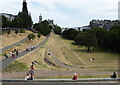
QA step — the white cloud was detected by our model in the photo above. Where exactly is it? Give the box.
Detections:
[0,0,119,27]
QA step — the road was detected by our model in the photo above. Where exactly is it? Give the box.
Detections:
[1,37,28,52]
[1,35,50,71]
[46,47,73,69]
[2,79,119,85]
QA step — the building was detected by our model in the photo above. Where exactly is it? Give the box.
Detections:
[39,14,42,23]
[90,19,120,31]
[22,0,28,15]
[0,13,15,21]
[118,1,120,20]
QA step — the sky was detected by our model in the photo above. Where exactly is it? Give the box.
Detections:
[0,0,119,28]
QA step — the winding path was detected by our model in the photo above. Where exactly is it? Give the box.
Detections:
[1,37,28,52]
[46,47,73,69]
[1,35,50,71]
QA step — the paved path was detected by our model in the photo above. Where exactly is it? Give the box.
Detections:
[1,37,28,52]
[46,47,72,69]
[2,78,118,85]
[1,35,50,71]
[2,70,115,79]
[61,40,87,65]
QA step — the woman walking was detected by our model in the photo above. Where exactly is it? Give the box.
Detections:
[12,51,14,59]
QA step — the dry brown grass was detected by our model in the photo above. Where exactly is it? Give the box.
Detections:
[1,30,33,48]
[60,36,118,71]
[46,32,83,66]
[17,47,59,70]
[2,35,46,58]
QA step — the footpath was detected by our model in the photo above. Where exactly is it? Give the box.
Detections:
[0,35,50,71]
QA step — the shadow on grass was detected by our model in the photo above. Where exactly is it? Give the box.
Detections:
[73,49,89,53]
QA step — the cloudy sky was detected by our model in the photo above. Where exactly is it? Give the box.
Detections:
[0,0,119,28]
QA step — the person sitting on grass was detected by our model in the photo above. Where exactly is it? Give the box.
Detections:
[25,74,31,80]
[34,60,38,64]
[30,73,34,80]
[73,73,77,80]
[4,53,8,58]
[111,72,117,78]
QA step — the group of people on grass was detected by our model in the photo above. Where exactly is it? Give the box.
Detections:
[25,60,38,80]
[4,49,19,59]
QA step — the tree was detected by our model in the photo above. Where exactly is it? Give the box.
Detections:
[104,28,120,52]
[35,20,51,36]
[37,33,41,38]
[27,33,36,41]
[74,30,97,52]
[54,26,62,35]
[18,12,33,28]
[2,15,9,28]
[92,28,106,47]
[62,28,79,40]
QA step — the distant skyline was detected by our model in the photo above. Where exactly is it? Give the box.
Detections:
[0,0,119,28]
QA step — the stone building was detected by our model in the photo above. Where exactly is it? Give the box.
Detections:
[90,19,120,31]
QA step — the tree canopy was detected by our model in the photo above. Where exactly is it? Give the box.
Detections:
[34,20,51,36]
[62,28,79,40]
[54,25,62,35]
[74,30,97,52]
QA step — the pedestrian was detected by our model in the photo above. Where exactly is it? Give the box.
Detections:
[12,51,14,59]
[31,62,34,72]
[14,49,16,52]
[16,50,19,57]
[4,53,8,58]
[73,73,77,80]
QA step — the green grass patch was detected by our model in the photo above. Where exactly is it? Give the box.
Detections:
[3,60,27,72]
[37,62,47,68]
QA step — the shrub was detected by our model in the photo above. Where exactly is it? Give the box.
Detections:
[7,30,11,34]
[15,29,19,34]
[20,28,25,33]
[27,33,36,41]
[37,33,41,38]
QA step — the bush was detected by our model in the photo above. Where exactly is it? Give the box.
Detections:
[27,33,36,41]
[7,30,11,34]
[20,28,25,33]
[15,29,19,34]
[37,33,41,38]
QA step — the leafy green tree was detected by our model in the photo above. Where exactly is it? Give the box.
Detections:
[2,15,9,28]
[104,28,120,52]
[74,30,97,52]
[18,12,33,28]
[35,20,51,36]
[54,26,62,35]
[92,28,106,47]
[62,28,79,40]
[111,25,120,29]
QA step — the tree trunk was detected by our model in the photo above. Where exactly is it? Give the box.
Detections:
[87,46,90,52]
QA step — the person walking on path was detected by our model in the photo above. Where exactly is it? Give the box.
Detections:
[73,73,77,80]
[16,50,19,57]
[12,51,14,59]
[31,62,34,73]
